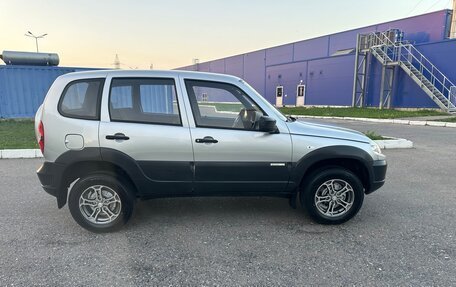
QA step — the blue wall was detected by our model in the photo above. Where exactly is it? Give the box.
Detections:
[0,65,96,118]
[365,39,456,108]
[178,10,455,109]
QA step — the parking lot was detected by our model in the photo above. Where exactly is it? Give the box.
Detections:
[0,119,455,286]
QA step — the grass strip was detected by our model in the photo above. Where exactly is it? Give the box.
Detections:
[279,107,446,119]
[0,119,38,149]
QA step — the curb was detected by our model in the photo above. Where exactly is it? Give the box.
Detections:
[291,115,456,128]
[374,138,414,149]
[0,149,43,159]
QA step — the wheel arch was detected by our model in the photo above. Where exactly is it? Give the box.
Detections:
[292,145,374,192]
[55,147,144,208]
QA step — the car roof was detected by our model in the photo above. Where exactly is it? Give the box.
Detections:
[57,69,243,83]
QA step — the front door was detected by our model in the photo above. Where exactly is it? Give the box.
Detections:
[99,76,194,195]
[183,79,292,194]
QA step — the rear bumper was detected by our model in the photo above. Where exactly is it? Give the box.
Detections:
[37,162,66,207]
[366,160,387,194]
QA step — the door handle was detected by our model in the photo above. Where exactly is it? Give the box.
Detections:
[106,133,130,140]
[195,136,218,144]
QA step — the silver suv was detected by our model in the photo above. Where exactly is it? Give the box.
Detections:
[35,70,387,232]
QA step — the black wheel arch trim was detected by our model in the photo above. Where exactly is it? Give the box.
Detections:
[290,145,383,193]
[46,147,151,208]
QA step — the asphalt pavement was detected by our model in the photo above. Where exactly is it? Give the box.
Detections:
[0,119,455,286]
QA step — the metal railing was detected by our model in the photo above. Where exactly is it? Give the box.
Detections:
[451,86,456,108]
[361,31,456,111]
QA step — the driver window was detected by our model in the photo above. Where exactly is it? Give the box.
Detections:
[185,80,264,130]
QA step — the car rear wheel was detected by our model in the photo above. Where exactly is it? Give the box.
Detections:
[301,168,364,224]
[68,174,135,233]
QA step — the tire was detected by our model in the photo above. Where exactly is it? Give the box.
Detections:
[68,173,135,233]
[300,168,364,225]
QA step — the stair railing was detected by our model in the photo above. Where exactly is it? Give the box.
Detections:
[451,86,456,108]
[366,31,455,110]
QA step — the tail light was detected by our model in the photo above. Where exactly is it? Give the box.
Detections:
[38,121,44,153]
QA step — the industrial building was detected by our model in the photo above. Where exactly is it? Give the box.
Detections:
[1,9,455,118]
[178,10,456,112]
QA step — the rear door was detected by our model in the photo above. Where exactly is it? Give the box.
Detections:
[182,78,292,194]
[99,75,194,195]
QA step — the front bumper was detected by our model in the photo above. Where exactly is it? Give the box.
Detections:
[366,159,387,194]
[37,162,66,207]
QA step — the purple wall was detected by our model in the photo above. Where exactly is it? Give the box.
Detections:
[210,59,225,73]
[377,11,449,43]
[293,36,329,61]
[328,26,376,55]
[265,55,355,106]
[177,10,454,109]
[266,61,308,105]
[243,50,266,96]
[225,55,244,78]
[266,44,293,66]
[198,62,210,73]
[306,56,355,106]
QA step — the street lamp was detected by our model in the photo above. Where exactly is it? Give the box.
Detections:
[24,31,47,52]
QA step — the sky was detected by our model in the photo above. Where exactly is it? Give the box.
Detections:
[0,0,453,69]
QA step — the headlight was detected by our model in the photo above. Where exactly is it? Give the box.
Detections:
[371,142,382,154]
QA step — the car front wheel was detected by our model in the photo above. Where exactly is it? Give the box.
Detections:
[301,168,364,224]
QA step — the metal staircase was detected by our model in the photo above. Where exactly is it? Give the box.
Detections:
[352,30,456,113]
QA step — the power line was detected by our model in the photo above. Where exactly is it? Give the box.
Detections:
[407,0,427,16]
[424,0,447,12]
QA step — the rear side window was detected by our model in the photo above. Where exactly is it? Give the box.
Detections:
[109,78,181,125]
[59,79,104,120]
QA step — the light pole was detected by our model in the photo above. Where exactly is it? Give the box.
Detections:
[24,31,47,52]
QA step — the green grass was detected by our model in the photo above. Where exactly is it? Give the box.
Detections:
[364,130,386,140]
[0,119,38,149]
[200,102,243,113]
[279,107,447,119]
[436,117,456,122]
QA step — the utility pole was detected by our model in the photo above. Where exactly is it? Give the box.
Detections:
[24,31,47,52]
[451,0,456,38]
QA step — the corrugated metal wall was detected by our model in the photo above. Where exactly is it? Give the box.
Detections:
[178,10,454,109]
[0,65,95,118]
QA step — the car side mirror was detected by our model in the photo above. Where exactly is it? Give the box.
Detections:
[258,116,279,133]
